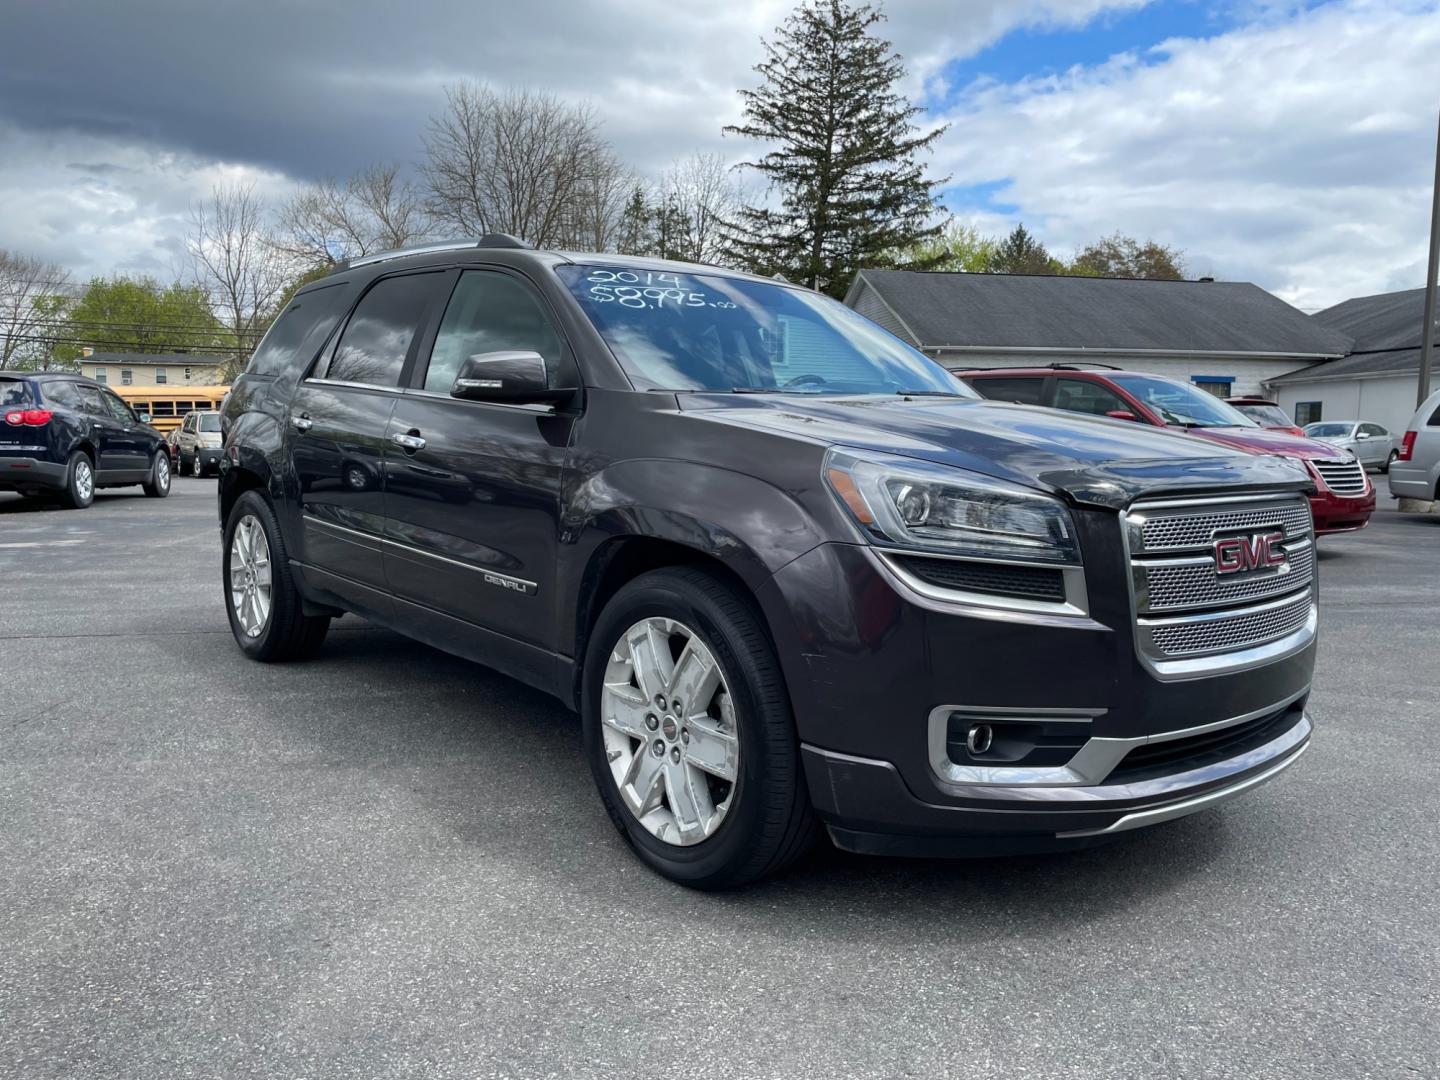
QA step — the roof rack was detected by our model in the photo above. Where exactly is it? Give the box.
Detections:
[344,234,533,270]
[944,361,1122,372]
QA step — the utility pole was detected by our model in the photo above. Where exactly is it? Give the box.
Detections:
[1419,106,1440,407]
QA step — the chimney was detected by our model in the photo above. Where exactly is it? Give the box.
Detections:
[81,346,94,357]
[1197,276,1215,283]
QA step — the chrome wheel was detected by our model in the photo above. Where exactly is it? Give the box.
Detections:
[601,617,740,846]
[155,453,170,491]
[192,453,203,478]
[229,514,273,638]
[74,459,93,502]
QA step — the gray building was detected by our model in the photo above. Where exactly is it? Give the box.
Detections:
[1266,287,1435,434]
[843,271,1351,399]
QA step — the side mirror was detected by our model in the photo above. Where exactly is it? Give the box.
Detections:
[450,351,574,405]
[137,412,152,424]
[1105,409,1140,423]
[1355,431,1371,440]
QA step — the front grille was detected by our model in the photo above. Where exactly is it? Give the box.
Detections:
[1142,541,1313,613]
[892,556,1066,602]
[1312,457,1368,495]
[1146,590,1312,657]
[1105,705,1302,784]
[1125,495,1316,671]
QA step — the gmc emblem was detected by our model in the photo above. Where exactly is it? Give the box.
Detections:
[1214,531,1288,576]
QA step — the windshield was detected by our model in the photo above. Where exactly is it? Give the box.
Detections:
[556,264,973,397]
[199,413,221,432]
[1110,375,1256,428]
[1304,422,1353,438]
[1233,403,1292,427]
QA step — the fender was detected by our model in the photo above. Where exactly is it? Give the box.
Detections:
[558,458,828,660]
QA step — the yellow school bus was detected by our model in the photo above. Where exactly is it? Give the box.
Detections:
[113,385,229,434]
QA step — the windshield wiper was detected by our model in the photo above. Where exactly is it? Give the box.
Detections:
[895,389,966,397]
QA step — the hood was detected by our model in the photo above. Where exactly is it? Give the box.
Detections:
[678,394,1311,511]
[1183,426,1351,461]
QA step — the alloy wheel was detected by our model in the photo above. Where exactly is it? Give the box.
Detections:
[229,514,273,638]
[156,454,170,491]
[75,459,93,502]
[600,617,740,846]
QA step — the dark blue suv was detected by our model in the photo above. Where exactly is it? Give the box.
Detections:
[0,371,172,509]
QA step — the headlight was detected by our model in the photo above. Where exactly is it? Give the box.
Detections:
[823,448,1080,565]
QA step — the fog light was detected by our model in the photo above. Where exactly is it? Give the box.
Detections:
[966,723,993,755]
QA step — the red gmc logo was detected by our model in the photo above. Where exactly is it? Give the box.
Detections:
[1214,531,1288,575]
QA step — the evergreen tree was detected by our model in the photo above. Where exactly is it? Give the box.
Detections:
[723,0,948,297]
[615,184,653,256]
[989,224,1058,276]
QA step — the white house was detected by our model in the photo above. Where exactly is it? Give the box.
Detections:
[80,350,226,388]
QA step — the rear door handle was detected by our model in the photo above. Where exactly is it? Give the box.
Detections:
[391,431,426,452]
[292,414,313,433]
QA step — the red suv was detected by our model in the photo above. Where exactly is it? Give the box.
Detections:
[959,366,1374,535]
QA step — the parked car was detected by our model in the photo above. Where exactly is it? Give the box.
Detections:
[959,367,1375,535]
[1302,421,1398,472]
[1,371,172,508]
[218,239,1316,888]
[1389,388,1440,502]
[175,409,224,477]
[1226,397,1304,436]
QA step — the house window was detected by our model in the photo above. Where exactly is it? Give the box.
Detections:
[1295,401,1323,426]
[155,368,168,384]
[184,367,193,381]
[94,369,107,384]
[1191,375,1234,399]
[121,369,133,385]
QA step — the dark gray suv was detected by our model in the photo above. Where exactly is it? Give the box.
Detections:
[218,237,1317,888]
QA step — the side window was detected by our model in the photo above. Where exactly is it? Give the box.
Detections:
[1054,378,1129,416]
[249,281,353,378]
[75,385,107,415]
[1361,423,1386,437]
[323,274,440,387]
[968,376,1047,405]
[40,381,80,409]
[422,271,566,394]
[100,389,135,422]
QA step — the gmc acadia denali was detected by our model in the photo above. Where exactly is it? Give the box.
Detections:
[217,237,1316,888]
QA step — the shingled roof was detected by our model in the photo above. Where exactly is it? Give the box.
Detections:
[845,271,1353,358]
[83,352,225,366]
[1270,286,1431,385]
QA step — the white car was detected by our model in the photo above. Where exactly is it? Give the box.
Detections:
[1302,420,1398,471]
[1389,390,1440,502]
[175,410,224,477]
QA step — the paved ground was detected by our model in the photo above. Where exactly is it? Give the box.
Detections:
[1,480,1437,1079]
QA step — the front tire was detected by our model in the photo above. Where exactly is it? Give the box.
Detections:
[223,490,330,661]
[582,567,815,889]
[192,452,206,479]
[57,450,94,509]
[142,450,171,498]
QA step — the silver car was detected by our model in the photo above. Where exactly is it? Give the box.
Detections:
[1302,420,1398,471]
[1389,390,1440,502]
[175,410,224,478]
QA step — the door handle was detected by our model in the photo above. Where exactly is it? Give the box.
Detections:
[292,414,313,433]
[391,431,426,452]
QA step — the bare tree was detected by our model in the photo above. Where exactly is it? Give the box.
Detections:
[0,250,71,368]
[187,183,293,379]
[659,152,742,265]
[275,163,432,266]
[422,83,629,249]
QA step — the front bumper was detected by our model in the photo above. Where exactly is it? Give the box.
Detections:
[1309,488,1374,535]
[0,456,67,491]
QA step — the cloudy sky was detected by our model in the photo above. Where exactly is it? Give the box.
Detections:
[0,0,1436,311]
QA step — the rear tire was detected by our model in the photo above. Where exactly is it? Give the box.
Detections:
[1383,449,1398,473]
[223,489,330,661]
[56,451,94,510]
[582,567,815,889]
[142,451,171,498]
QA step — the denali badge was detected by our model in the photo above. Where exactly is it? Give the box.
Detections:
[1214,530,1287,576]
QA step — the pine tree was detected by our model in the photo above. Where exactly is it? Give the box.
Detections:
[989,224,1057,276]
[723,0,948,297]
[615,185,653,256]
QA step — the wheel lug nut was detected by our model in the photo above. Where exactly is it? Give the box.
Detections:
[670,747,681,763]
[645,714,658,731]
[654,694,667,710]
[671,699,683,716]
[651,740,665,757]
[681,728,690,744]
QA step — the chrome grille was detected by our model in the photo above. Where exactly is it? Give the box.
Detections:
[1142,541,1314,613]
[1134,502,1311,552]
[1312,458,1367,496]
[1146,591,1313,657]
[1124,494,1317,675]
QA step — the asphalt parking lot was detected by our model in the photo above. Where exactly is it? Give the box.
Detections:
[2,479,1437,1079]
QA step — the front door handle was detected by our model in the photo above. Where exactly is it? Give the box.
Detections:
[292,414,313,433]
[391,431,426,452]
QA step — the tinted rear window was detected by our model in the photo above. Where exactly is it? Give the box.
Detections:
[246,281,353,378]
[0,378,32,406]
